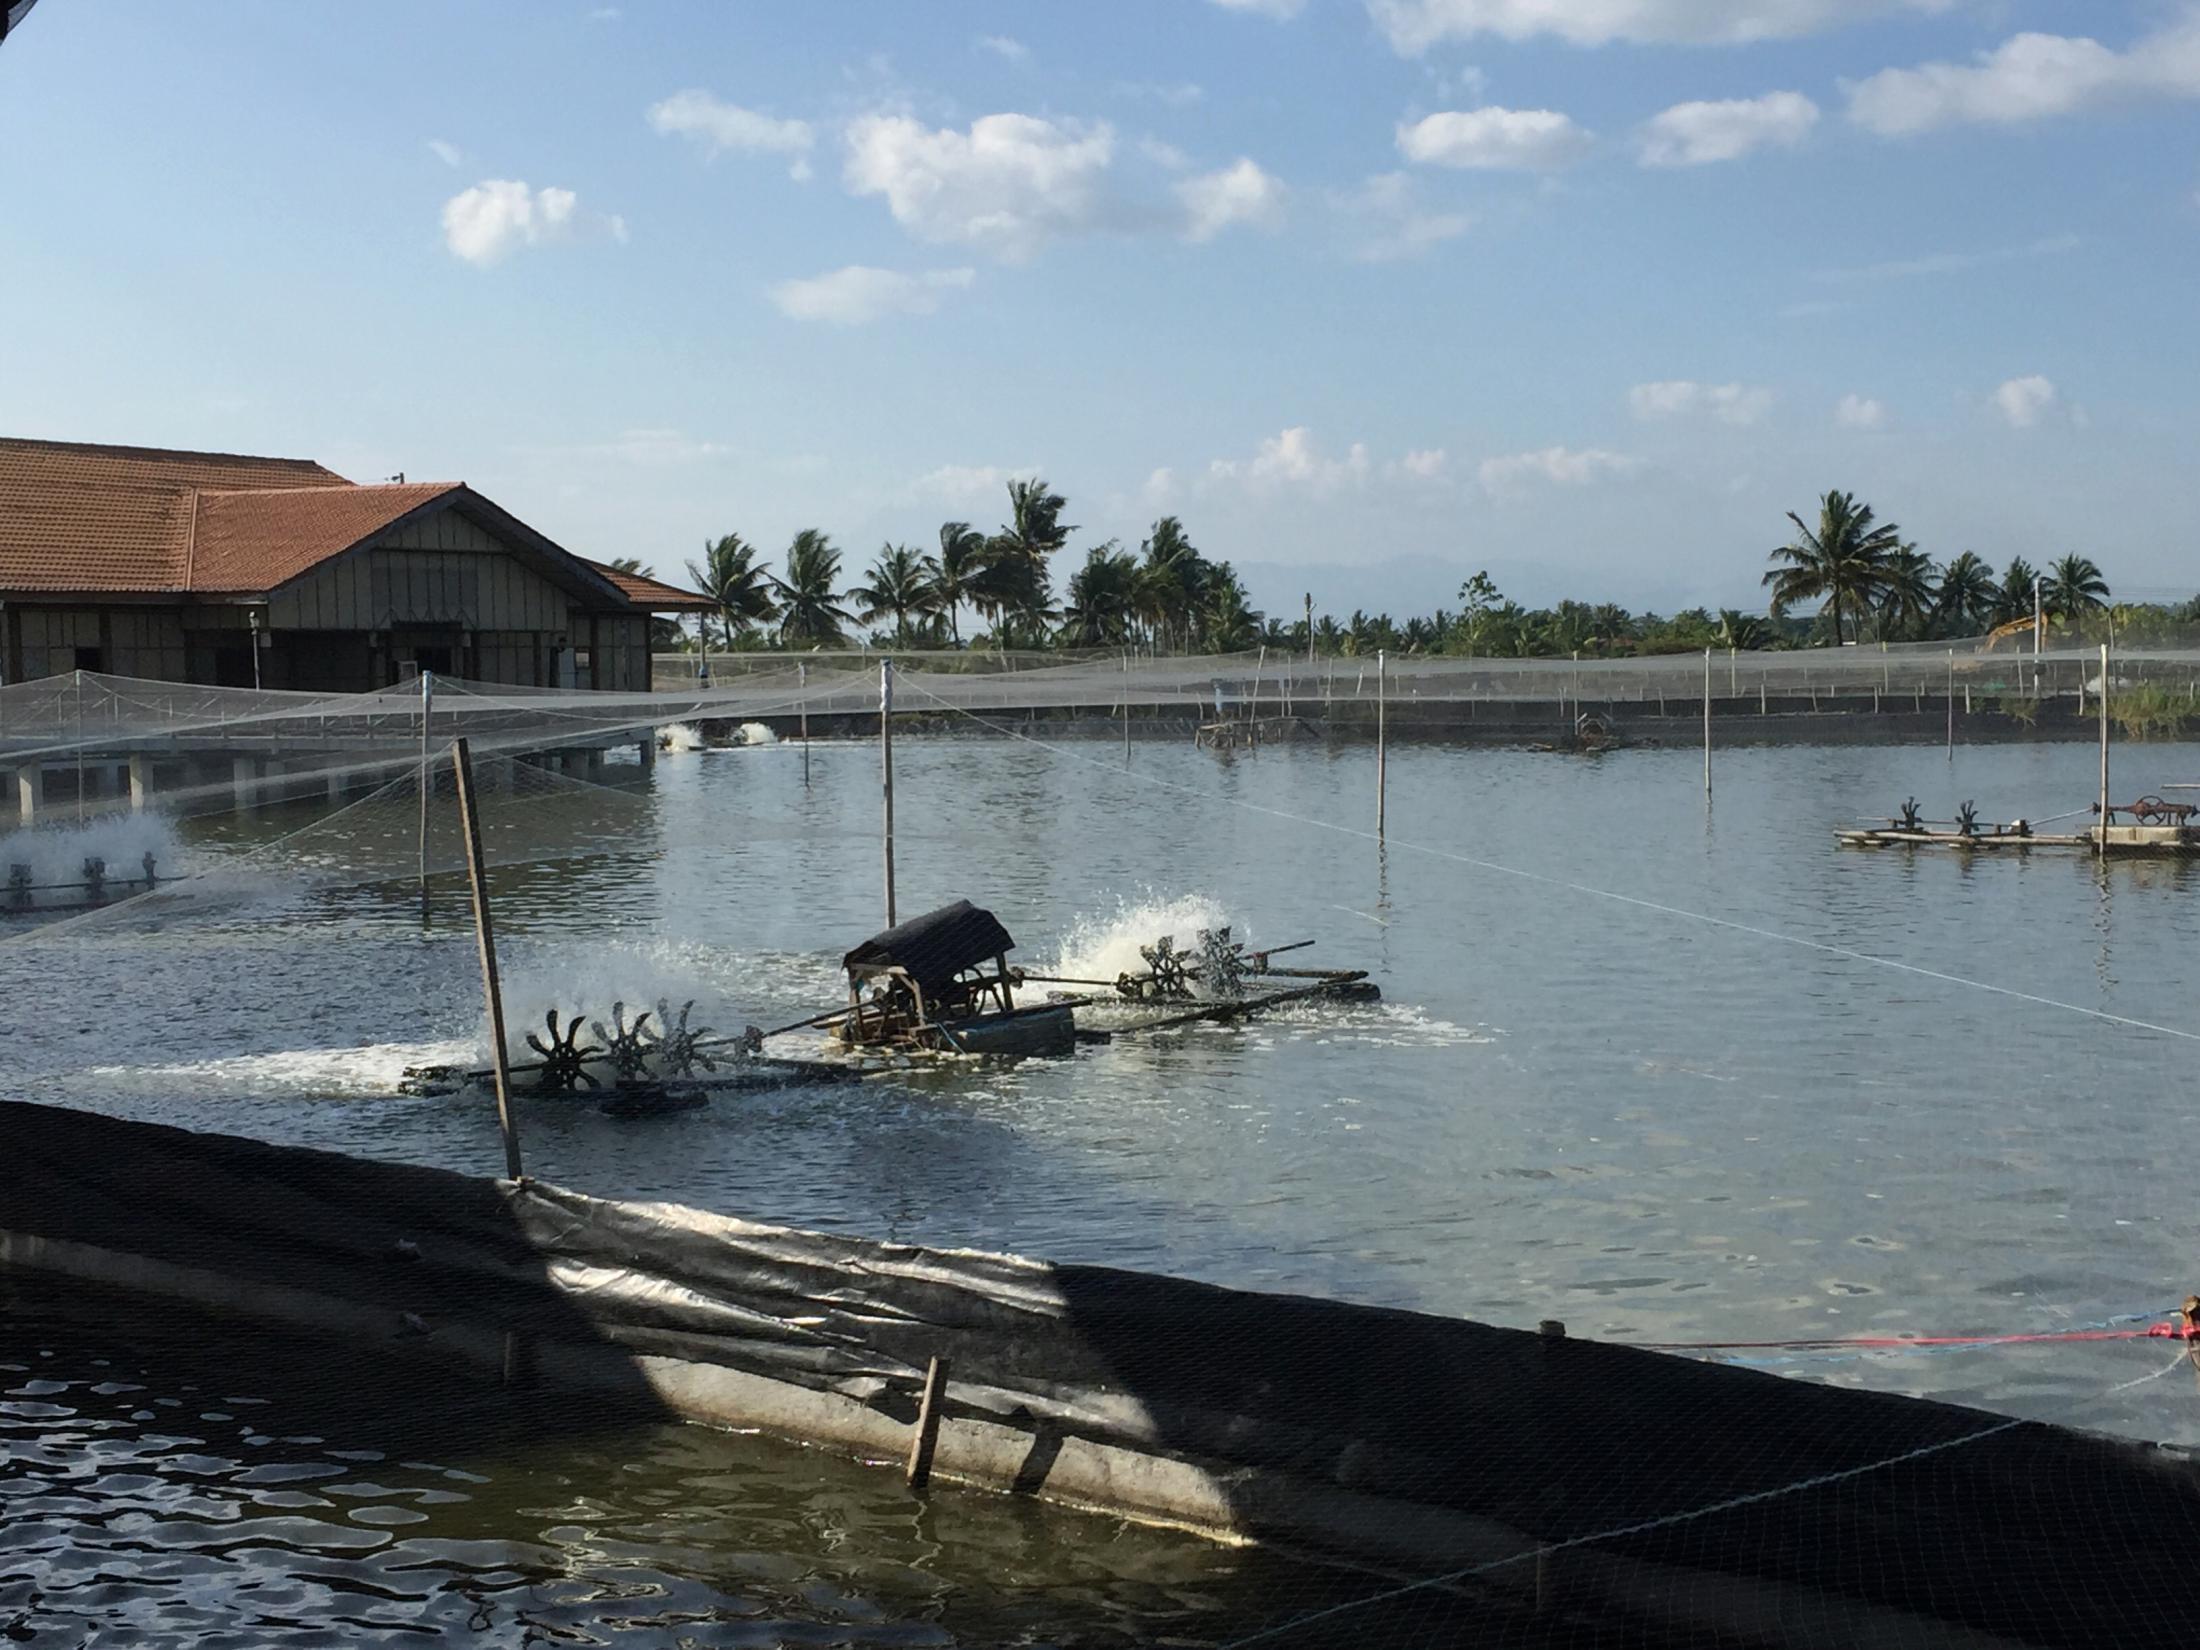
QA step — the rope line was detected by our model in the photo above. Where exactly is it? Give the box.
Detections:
[1217,1414,2031,1647]
[904,684,2200,1045]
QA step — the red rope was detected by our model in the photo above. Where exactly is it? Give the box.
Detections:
[1646,1323,2198,1353]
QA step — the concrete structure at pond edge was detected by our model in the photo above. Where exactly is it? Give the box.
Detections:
[7,1099,2200,1649]
[0,437,711,692]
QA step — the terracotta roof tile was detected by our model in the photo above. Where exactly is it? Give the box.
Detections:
[190,484,457,593]
[582,558,716,612]
[0,437,354,595]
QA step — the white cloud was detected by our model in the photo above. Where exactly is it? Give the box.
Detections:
[442,180,618,266]
[975,34,1029,60]
[1115,81,1205,107]
[1211,427,1372,495]
[1211,0,1308,17]
[1628,380,1774,426]
[1140,136,1191,169]
[1478,445,1638,492]
[843,112,1118,261]
[647,90,815,178]
[1834,394,1886,429]
[1397,106,1592,170]
[1368,0,1946,52]
[1817,233,2080,282]
[769,265,976,325]
[1994,375,2057,428]
[1332,172,1472,261]
[1847,17,2200,136]
[426,138,462,168]
[588,6,622,18]
[1638,91,1817,167]
[913,463,1041,503]
[1177,157,1287,240]
[1398,447,1450,479]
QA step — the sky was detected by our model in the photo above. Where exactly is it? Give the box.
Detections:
[0,0,2194,621]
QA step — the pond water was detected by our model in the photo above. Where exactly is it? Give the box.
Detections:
[7,729,2200,1642]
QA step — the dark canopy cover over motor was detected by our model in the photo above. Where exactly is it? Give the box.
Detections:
[843,900,1016,991]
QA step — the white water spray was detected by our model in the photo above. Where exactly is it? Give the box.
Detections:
[0,814,186,909]
[1047,891,1238,985]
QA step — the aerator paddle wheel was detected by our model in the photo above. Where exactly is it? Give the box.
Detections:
[652,998,721,1078]
[525,1007,602,1093]
[1897,797,1923,832]
[1196,926,1246,1000]
[589,1001,659,1082]
[1121,935,1195,1001]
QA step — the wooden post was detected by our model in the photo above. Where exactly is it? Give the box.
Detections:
[1122,648,1131,764]
[2098,641,2110,859]
[417,669,434,921]
[1375,649,1387,839]
[799,661,810,789]
[451,737,523,1182]
[880,658,896,927]
[1702,647,1712,798]
[1946,650,1954,760]
[906,1354,948,1488]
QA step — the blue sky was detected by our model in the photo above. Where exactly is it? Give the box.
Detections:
[1,1,2194,619]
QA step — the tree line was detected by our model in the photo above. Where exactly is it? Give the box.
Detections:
[640,481,2171,659]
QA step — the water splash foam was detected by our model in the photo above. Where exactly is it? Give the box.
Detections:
[1046,891,1237,985]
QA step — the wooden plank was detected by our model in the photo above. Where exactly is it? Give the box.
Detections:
[906,1354,948,1488]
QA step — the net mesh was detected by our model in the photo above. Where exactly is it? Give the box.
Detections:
[6,655,2200,1647]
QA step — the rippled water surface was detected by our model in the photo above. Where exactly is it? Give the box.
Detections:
[8,731,2200,1639]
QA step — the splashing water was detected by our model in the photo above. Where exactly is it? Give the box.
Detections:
[737,722,780,746]
[486,938,761,1067]
[1046,891,1238,986]
[661,722,709,753]
[0,813,186,909]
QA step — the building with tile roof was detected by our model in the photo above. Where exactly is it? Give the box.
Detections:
[0,438,711,691]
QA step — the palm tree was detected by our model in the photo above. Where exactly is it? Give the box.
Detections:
[1136,517,1203,651]
[848,542,938,647]
[1199,561,1262,652]
[1878,543,1937,641]
[774,529,852,648]
[1763,491,1903,646]
[1932,552,1997,637]
[1062,543,1140,646]
[684,533,780,652]
[1715,609,1770,650]
[926,521,987,646]
[1992,557,2041,628]
[2044,553,2109,621]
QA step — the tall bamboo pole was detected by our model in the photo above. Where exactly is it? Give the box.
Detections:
[1122,648,1131,764]
[1946,650,1954,760]
[417,669,434,921]
[2098,641,2110,860]
[451,737,523,1181]
[881,658,896,927]
[1702,647,1713,797]
[1375,649,1387,839]
[799,660,810,789]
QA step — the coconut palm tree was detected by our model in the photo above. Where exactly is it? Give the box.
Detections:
[1932,552,1998,637]
[925,521,987,646]
[1715,609,1770,651]
[1062,542,1140,645]
[848,543,938,647]
[1136,517,1203,651]
[1877,543,1938,641]
[774,529,852,648]
[1199,561,1262,652]
[684,533,780,652]
[2044,553,2109,621]
[1763,491,1903,646]
[1992,557,2041,628]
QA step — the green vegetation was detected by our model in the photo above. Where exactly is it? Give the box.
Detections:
[2108,681,2193,741]
[670,481,2176,659]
